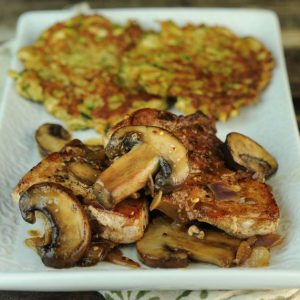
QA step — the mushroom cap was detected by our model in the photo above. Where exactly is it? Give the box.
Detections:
[105,125,190,188]
[35,123,72,157]
[224,132,278,179]
[19,182,91,268]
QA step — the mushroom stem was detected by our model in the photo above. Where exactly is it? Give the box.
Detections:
[94,125,189,209]
[94,144,160,208]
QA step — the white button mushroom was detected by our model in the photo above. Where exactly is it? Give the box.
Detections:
[93,125,190,209]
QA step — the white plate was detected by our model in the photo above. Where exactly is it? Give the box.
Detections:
[0,8,300,291]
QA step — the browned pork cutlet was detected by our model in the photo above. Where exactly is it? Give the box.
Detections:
[12,140,149,244]
[111,108,279,238]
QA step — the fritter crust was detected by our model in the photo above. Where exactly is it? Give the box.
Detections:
[10,15,166,132]
[120,21,274,121]
[11,16,274,131]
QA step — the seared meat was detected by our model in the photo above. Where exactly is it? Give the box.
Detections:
[88,198,148,244]
[12,143,101,204]
[12,140,149,244]
[112,108,279,238]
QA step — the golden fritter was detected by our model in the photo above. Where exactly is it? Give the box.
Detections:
[10,15,166,132]
[18,15,144,76]
[11,16,274,131]
[120,21,274,121]
[10,69,166,133]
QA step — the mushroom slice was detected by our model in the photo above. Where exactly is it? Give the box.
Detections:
[78,240,116,267]
[61,139,87,156]
[85,144,106,164]
[94,125,189,209]
[224,132,278,179]
[19,182,91,268]
[35,123,72,157]
[136,217,239,268]
[62,139,106,164]
[68,161,100,186]
[105,248,141,269]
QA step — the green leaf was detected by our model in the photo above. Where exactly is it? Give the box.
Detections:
[176,290,192,300]
[135,290,150,300]
[147,297,160,300]
[111,291,124,300]
[104,293,115,300]
[127,291,132,300]
[200,290,208,299]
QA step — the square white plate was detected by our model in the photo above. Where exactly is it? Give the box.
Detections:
[1,8,300,291]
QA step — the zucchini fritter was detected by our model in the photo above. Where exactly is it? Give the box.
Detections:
[11,16,274,131]
[10,15,166,132]
[19,14,143,76]
[120,21,274,121]
[10,69,166,133]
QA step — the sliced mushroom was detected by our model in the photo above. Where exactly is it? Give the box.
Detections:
[85,144,106,163]
[68,161,101,185]
[94,125,189,209]
[35,123,72,157]
[78,240,116,267]
[62,139,107,167]
[235,241,252,265]
[136,217,240,268]
[224,132,278,179]
[19,182,91,268]
[105,248,141,269]
[61,139,87,156]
